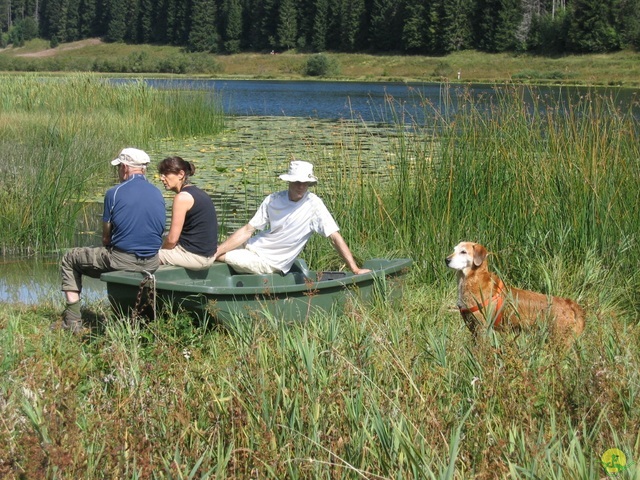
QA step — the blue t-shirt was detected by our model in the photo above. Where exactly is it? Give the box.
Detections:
[103,174,165,257]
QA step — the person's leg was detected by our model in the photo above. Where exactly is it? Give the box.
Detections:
[223,248,279,274]
[159,245,212,270]
[110,249,160,273]
[60,246,112,333]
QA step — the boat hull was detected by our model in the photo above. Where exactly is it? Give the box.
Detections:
[100,258,411,323]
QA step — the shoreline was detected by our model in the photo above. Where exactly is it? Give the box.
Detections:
[1,39,639,88]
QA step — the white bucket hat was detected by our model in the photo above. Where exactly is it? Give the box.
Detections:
[111,148,151,167]
[278,160,318,184]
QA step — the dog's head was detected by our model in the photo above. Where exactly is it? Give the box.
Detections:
[445,242,488,272]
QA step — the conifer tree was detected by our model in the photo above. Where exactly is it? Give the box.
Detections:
[123,0,141,43]
[277,0,297,50]
[369,0,400,51]
[426,0,444,53]
[151,0,170,43]
[138,0,154,43]
[310,0,329,51]
[222,0,242,53]
[105,0,127,42]
[43,0,68,41]
[440,0,473,52]
[495,0,523,51]
[340,0,364,51]
[261,0,278,49]
[171,0,189,45]
[242,0,266,50]
[189,0,217,51]
[14,0,636,54]
[78,0,97,38]
[164,0,177,44]
[474,0,522,51]
[64,0,79,40]
[616,0,640,48]
[567,0,620,51]
[402,0,427,52]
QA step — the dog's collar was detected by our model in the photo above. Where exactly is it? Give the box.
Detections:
[459,280,506,327]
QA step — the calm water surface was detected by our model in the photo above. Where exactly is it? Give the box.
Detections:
[113,78,640,121]
[2,80,638,304]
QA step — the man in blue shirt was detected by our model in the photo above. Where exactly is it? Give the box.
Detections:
[58,148,165,334]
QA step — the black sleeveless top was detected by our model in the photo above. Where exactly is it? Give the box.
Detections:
[179,185,217,256]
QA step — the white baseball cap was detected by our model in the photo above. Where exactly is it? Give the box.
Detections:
[111,148,151,167]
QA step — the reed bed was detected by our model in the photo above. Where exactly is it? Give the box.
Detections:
[1,85,640,478]
[0,74,224,254]
[318,86,640,287]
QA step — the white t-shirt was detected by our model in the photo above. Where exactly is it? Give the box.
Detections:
[246,190,339,273]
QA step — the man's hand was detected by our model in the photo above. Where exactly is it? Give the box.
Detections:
[352,267,372,275]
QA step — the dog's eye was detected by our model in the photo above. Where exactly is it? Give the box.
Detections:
[460,250,467,254]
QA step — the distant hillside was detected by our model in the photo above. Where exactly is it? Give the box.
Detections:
[1,38,640,87]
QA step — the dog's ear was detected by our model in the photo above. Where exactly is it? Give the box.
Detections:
[472,244,488,267]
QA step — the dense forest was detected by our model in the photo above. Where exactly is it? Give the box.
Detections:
[1,0,639,55]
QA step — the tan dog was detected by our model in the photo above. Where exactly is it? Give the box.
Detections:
[445,241,585,342]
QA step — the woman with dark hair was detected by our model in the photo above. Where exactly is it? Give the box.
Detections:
[157,156,218,269]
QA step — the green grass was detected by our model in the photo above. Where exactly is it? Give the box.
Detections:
[1,284,639,478]
[1,39,640,85]
[1,79,639,478]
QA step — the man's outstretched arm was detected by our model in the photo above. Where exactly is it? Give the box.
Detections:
[213,223,256,261]
[329,232,371,275]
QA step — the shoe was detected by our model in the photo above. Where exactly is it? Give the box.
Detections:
[61,308,84,334]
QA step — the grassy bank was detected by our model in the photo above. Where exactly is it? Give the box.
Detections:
[1,282,639,478]
[1,39,640,86]
[1,77,640,477]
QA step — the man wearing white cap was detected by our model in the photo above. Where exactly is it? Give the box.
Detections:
[213,160,370,276]
[58,148,165,334]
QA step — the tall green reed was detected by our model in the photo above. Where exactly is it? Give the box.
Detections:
[0,74,224,254]
[322,85,639,289]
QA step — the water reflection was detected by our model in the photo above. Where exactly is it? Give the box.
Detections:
[0,257,105,305]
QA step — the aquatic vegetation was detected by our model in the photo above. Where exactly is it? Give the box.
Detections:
[0,74,224,253]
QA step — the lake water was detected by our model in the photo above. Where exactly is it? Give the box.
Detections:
[2,80,638,304]
[113,78,640,122]
[140,79,457,121]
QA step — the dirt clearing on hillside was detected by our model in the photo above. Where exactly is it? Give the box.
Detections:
[14,38,103,58]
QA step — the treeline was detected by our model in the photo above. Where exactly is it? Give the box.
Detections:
[2,0,639,55]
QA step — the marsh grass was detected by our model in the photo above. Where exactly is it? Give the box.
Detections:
[1,84,640,478]
[0,74,224,253]
[317,86,639,287]
[2,283,639,478]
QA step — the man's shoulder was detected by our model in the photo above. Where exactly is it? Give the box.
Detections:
[304,192,325,206]
[106,176,163,200]
[262,190,288,204]
[272,190,289,199]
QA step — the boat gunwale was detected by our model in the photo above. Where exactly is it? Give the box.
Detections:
[100,258,412,296]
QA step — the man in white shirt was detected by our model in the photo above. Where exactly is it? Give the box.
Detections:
[213,160,371,275]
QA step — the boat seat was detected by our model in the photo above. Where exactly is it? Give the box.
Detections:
[288,258,313,281]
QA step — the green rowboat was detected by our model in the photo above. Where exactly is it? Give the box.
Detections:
[100,258,412,323]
